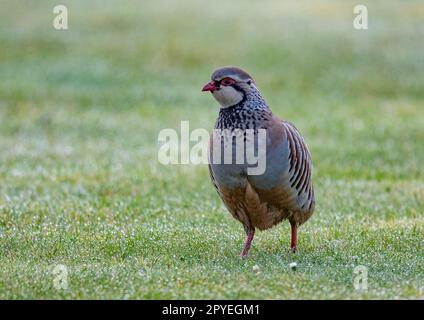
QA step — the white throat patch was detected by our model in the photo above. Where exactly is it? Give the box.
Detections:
[212,86,244,108]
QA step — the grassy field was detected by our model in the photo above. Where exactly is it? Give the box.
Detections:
[0,0,423,299]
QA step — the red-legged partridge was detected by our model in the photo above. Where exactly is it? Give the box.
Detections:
[202,66,315,258]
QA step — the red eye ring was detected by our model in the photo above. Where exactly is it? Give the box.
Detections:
[221,77,235,86]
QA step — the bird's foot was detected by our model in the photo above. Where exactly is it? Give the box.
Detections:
[240,229,255,259]
[290,221,297,254]
[240,251,248,259]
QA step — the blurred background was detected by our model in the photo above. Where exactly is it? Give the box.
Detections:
[0,0,423,299]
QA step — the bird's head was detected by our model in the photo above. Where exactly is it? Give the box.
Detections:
[202,66,255,108]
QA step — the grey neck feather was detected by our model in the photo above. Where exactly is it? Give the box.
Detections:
[215,86,272,130]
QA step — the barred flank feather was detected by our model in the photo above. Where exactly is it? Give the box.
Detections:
[282,121,315,212]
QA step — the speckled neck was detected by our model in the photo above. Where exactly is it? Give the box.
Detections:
[215,86,272,130]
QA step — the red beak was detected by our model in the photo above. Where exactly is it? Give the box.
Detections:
[202,81,217,92]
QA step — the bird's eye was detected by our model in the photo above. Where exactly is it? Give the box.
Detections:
[221,78,235,86]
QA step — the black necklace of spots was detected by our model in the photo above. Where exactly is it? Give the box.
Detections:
[215,86,272,131]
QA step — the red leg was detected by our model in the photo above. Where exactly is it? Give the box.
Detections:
[290,221,297,253]
[240,229,255,259]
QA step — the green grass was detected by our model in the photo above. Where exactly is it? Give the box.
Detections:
[0,0,423,299]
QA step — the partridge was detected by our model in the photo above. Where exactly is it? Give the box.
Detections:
[202,66,315,258]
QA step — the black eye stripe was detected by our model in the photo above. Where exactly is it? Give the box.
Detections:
[213,78,246,92]
[233,83,244,93]
[220,78,235,86]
